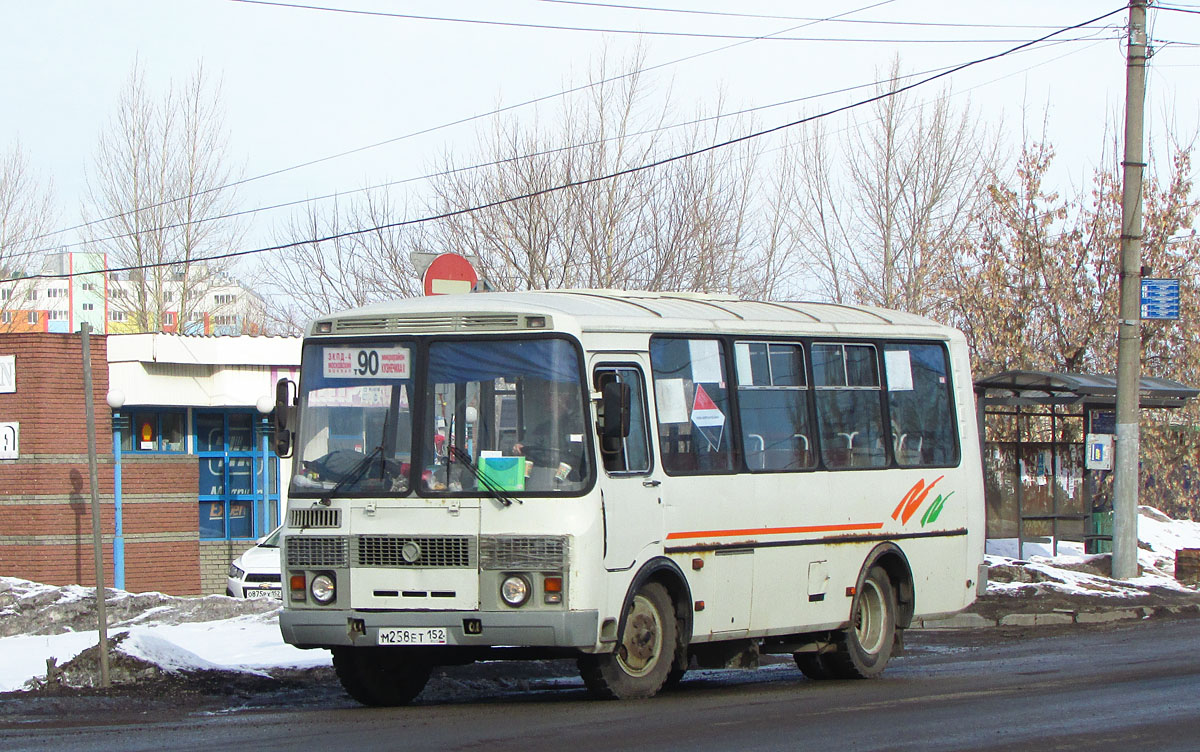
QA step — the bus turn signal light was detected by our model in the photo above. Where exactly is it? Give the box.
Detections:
[290,573,307,601]
[544,576,563,604]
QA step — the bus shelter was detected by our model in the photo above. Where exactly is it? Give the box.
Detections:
[974,371,1198,557]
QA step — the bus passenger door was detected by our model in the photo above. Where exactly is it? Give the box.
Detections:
[593,361,663,571]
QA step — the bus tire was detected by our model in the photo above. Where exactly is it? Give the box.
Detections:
[794,650,835,680]
[332,647,431,707]
[826,565,897,679]
[578,582,676,700]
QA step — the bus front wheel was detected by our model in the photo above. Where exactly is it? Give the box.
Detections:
[827,565,897,679]
[332,647,432,707]
[578,582,677,700]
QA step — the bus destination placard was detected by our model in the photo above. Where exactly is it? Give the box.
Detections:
[323,347,410,379]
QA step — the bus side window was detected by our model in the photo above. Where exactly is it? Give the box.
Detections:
[649,337,735,474]
[813,343,887,470]
[734,341,814,472]
[883,344,960,467]
[594,367,651,475]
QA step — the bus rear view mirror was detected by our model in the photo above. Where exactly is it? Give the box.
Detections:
[600,380,632,440]
[274,378,296,457]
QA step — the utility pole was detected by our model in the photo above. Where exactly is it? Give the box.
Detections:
[82,322,111,687]
[1113,0,1149,581]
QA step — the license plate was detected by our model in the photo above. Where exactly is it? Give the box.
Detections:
[377,627,449,645]
[245,588,282,599]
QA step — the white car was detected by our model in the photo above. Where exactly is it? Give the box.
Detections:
[226,527,283,599]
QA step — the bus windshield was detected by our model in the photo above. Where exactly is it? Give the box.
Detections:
[289,337,591,498]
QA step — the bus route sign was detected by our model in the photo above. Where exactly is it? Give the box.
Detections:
[1141,278,1180,320]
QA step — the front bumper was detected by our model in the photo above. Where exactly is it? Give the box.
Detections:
[280,608,600,649]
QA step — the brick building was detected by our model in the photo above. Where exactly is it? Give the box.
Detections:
[0,331,298,596]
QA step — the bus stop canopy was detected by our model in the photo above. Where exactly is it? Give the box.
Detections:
[975,370,1200,409]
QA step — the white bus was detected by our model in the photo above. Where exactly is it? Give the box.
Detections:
[274,290,985,705]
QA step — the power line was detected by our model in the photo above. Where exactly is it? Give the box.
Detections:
[20,7,1129,283]
[225,0,1099,42]
[31,0,898,245]
[42,58,975,253]
[532,0,1113,31]
[43,32,1115,256]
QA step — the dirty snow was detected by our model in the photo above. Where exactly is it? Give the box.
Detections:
[0,584,328,692]
[984,506,1200,599]
[1,505,1198,693]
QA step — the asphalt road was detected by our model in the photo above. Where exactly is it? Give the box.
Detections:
[4,616,1200,752]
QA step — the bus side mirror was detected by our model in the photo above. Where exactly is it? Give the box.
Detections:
[599,380,632,440]
[274,378,296,458]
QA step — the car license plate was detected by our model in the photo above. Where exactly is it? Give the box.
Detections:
[377,627,448,646]
[245,588,282,599]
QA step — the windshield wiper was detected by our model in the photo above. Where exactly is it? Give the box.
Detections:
[320,445,384,505]
[450,447,522,507]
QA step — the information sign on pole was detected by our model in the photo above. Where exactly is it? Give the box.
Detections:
[1140,278,1180,320]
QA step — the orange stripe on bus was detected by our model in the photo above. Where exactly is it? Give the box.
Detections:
[665,522,885,541]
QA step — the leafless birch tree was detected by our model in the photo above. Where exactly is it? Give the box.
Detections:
[85,64,243,332]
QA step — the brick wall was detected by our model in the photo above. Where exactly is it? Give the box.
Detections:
[0,334,203,596]
[200,539,259,595]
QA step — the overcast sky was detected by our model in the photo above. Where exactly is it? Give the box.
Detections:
[3,0,1198,268]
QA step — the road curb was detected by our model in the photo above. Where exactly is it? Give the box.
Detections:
[911,605,1194,629]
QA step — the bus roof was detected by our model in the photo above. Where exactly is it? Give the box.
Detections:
[309,289,958,340]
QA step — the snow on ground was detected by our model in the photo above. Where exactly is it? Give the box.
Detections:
[984,506,1200,599]
[1,506,1198,693]
[0,582,329,692]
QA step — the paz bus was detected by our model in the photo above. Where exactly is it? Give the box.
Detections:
[273,289,986,705]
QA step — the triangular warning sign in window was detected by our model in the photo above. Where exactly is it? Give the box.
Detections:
[691,385,725,429]
[692,384,719,412]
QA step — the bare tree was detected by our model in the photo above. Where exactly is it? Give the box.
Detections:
[260,188,422,333]
[0,143,56,322]
[785,57,998,313]
[85,63,243,332]
[422,49,767,295]
[260,48,790,322]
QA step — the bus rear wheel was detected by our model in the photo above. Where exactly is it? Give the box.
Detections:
[332,647,432,706]
[826,566,897,679]
[578,582,676,700]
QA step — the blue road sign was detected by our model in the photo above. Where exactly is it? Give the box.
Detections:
[1141,278,1180,320]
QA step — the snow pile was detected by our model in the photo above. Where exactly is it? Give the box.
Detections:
[983,505,1200,599]
[0,579,329,693]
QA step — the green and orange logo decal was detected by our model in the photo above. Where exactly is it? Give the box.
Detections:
[892,475,954,527]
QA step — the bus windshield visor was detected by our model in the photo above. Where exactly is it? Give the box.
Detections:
[422,338,590,495]
[291,343,415,496]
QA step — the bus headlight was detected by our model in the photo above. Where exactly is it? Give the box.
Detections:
[310,573,336,604]
[500,575,531,607]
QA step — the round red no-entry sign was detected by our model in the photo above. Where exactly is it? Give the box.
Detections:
[422,253,478,296]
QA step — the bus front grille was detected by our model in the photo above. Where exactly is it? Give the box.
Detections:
[354,535,475,568]
[479,536,567,571]
[288,508,342,529]
[286,536,348,567]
